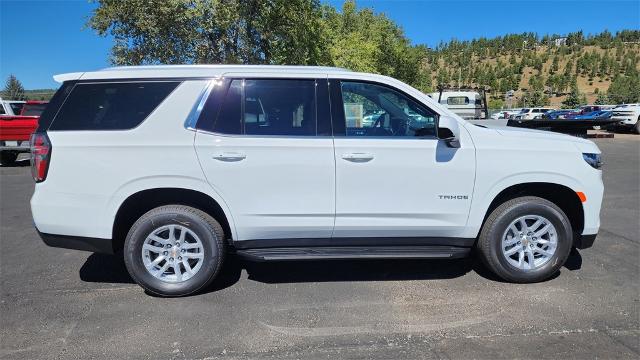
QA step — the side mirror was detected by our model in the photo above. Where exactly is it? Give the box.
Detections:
[437,115,461,148]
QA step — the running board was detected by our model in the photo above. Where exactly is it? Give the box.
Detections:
[236,246,470,261]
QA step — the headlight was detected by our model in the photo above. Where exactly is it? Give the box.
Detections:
[583,153,602,169]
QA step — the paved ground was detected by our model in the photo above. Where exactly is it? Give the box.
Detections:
[1,137,638,359]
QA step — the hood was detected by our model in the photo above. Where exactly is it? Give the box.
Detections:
[498,125,594,143]
[464,123,600,153]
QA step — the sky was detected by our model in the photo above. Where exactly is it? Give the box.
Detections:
[1,0,639,89]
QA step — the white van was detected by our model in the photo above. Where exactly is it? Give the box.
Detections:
[428,91,484,120]
[31,65,603,296]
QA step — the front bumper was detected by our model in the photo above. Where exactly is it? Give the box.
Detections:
[612,116,637,126]
[574,233,597,250]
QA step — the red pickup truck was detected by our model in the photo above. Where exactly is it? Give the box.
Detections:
[0,101,47,165]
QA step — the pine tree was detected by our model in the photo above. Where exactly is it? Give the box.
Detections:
[594,92,609,105]
[1,75,26,101]
[562,78,586,108]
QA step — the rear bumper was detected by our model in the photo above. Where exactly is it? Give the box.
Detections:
[574,233,597,250]
[37,230,114,254]
[0,140,30,151]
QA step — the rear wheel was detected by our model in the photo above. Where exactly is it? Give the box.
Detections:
[0,151,18,166]
[477,196,572,283]
[123,205,225,296]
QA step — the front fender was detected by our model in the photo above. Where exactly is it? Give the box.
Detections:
[464,172,583,238]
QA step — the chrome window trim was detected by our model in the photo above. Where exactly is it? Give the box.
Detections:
[196,128,333,140]
[184,79,220,131]
[195,128,436,141]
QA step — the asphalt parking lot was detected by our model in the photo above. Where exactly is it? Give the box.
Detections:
[1,136,638,359]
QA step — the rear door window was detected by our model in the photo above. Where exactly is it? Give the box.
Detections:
[211,79,318,136]
[50,81,179,130]
[243,79,316,136]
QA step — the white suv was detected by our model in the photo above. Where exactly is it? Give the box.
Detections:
[611,104,640,134]
[30,65,603,296]
[513,108,555,120]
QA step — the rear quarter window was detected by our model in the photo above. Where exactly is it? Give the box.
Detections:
[50,81,179,131]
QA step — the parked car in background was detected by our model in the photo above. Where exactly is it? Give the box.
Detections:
[611,104,640,134]
[428,91,485,120]
[491,109,522,120]
[566,105,610,119]
[544,109,576,120]
[0,97,25,116]
[574,110,613,120]
[513,108,555,120]
[31,65,603,296]
[0,101,48,165]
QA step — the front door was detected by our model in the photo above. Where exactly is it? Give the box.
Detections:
[331,80,476,241]
[195,78,335,241]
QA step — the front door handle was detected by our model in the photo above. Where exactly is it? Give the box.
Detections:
[342,152,374,162]
[213,152,246,162]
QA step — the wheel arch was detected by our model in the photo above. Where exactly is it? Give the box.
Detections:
[479,182,584,244]
[111,188,235,253]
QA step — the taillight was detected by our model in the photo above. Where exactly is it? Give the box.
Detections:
[30,132,51,182]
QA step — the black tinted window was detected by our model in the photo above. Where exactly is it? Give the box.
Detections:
[50,82,179,130]
[243,80,316,136]
[211,79,317,136]
[213,80,242,134]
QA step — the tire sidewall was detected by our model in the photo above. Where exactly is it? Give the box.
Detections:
[124,209,221,296]
[488,200,572,282]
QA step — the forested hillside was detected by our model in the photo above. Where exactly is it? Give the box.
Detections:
[425,31,640,107]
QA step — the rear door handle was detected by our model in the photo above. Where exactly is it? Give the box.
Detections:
[341,152,374,162]
[213,152,246,162]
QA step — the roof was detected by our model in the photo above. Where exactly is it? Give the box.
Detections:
[428,91,482,97]
[53,64,349,83]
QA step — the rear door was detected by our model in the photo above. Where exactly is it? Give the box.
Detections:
[330,79,476,241]
[194,77,336,242]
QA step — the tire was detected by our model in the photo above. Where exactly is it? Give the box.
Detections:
[635,116,640,135]
[0,151,18,166]
[477,196,573,283]
[123,205,225,297]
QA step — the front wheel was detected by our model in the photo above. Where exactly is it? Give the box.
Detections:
[477,196,573,283]
[123,205,225,296]
[635,116,640,134]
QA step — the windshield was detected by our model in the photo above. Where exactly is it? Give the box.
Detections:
[21,103,47,116]
[9,103,24,115]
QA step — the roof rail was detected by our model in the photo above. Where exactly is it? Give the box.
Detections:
[100,64,349,72]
